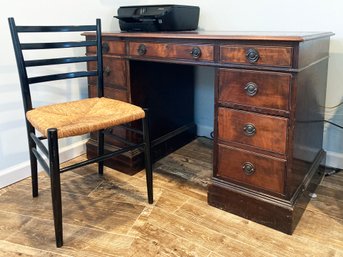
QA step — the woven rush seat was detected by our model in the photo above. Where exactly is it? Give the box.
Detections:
[26,97,145,138]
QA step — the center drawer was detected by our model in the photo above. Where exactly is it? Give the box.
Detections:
[128,42,214,62]
[217,107,288,154]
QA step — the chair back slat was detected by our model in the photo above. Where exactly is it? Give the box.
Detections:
[25,56,97,67]
[8,17,104,112]
[16,25,97,33]
[21,40,96,50]
[28,71,97,84]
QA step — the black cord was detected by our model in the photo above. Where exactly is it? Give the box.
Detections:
[197,135,214,141]
[324,120,343,129]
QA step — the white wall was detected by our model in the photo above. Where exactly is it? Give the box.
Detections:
[0,0,136,187]
[1,0,342,187]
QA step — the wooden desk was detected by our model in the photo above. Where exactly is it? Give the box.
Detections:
[84,31,333,234]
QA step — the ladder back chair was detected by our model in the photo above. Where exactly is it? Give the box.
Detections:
[8,17,153,247]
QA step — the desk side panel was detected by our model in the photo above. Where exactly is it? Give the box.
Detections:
[288,59,329,199]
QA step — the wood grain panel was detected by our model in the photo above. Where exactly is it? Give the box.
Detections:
[220,45,293,67]
[216,144,286,194]
[218,69,291,112]
[217,108,288,154]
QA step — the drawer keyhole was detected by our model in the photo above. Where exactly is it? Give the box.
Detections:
[102,42,109,53]
[244,82,258,96]
[243,123,256,136]
[242,162,255,175]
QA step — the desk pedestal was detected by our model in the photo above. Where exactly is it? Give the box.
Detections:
[208,152,326,234]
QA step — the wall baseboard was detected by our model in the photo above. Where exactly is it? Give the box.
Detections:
[0,139,87,189]
[326,150,343,169]
[293,144,343,169]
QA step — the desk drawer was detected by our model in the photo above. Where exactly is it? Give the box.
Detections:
[218,108,288,154]
[129,42,214,62]
[218,69,291,112]
[217,144,286,194]
[220,45,293,67]
[87,40,126,55]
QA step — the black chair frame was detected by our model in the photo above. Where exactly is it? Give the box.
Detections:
[8,17,153,247]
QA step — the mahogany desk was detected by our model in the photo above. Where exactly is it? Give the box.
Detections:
[84,31,333,234]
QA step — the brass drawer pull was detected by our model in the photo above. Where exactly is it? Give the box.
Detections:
[246,48,260,63]
[137,44,147,56]
[190,46,201,59]
[244,82,258,96]
[102,42,109,53]
[243,123,256,136]
[242,162,255,175]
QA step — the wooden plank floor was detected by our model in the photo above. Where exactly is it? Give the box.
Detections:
[0,137,342,256]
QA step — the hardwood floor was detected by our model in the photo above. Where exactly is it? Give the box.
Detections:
[0,138,342,256]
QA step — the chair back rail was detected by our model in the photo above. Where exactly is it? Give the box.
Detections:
[8,17,104,112]
[15,25,97,33]
[25,56,97,67]
[21,41,96,50]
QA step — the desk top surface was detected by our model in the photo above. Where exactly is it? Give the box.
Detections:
[97,31,334,42]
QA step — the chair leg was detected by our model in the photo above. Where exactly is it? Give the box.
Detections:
[98,129,104,175]
[142,109,153,204]
[47,128,63,247]
[27,123,38,197]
